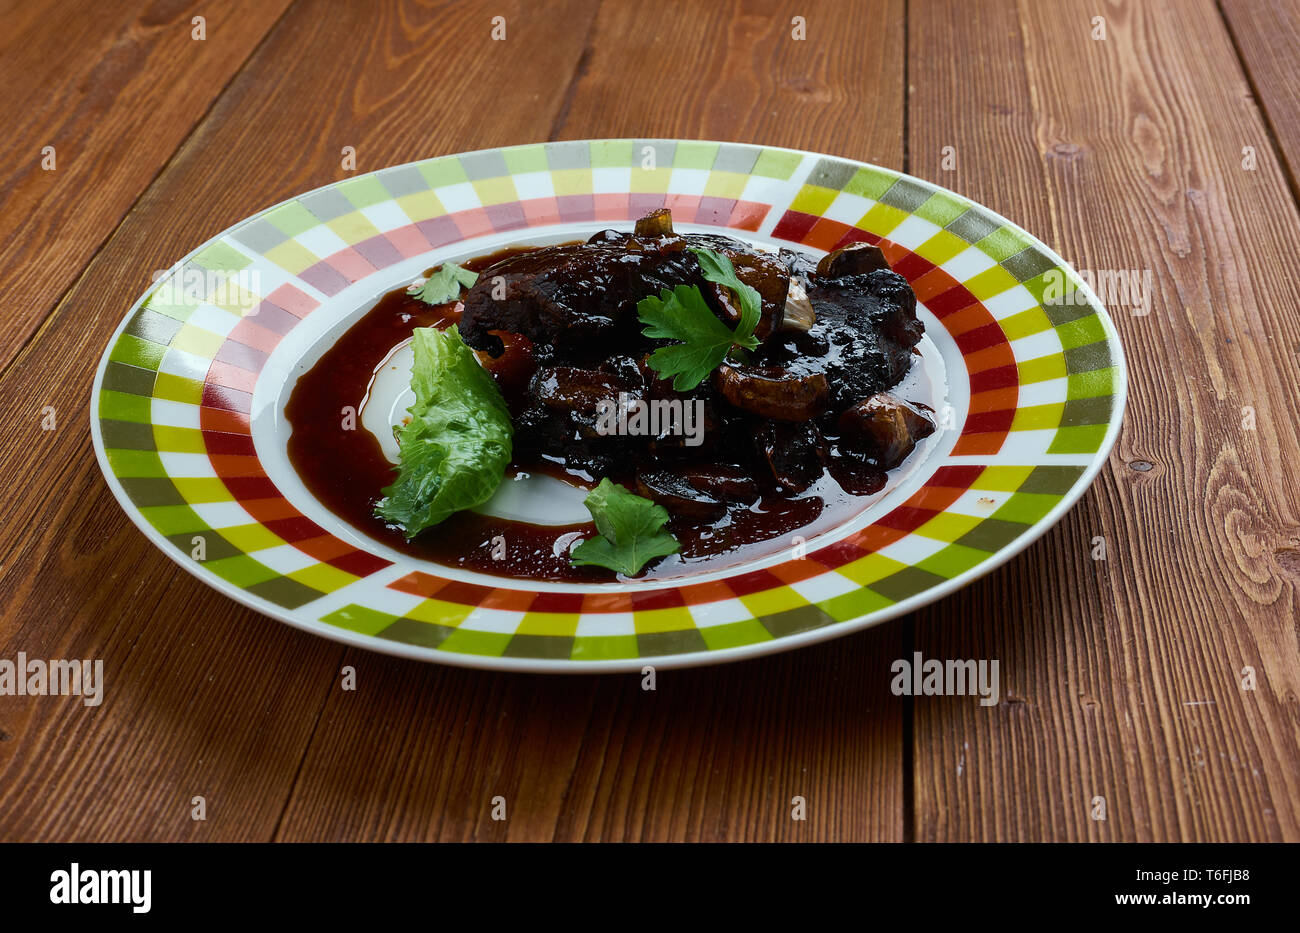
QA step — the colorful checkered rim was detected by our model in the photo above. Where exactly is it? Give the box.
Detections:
[91,139,1125,670]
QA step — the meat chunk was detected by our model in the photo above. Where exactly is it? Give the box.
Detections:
[817,242,891,278]
[457,210,929,500]
[459,224,791,360]
[758,267,923,412]
[756,421,826,492]
[459,243,691,359]
[837,394,936,469]
[531,366,630,416]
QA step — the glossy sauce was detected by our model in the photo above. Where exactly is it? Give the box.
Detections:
[285,247,899,582]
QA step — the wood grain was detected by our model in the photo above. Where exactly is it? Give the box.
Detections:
[0,0,600,842]
[552,0,906,164]
[275,634,902,841]
[2,0,1298,844]
[275,0,910,843]
[1220,0,1300,192]
[907,0,1300,841]
[0,0,294,374]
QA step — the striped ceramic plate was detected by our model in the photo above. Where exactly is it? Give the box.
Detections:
[90,139,1126,671]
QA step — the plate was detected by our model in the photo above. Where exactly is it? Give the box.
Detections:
[90,139,1126,671]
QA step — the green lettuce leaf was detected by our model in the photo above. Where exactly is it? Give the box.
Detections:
[569,479,680,576]
[374,326,513,537]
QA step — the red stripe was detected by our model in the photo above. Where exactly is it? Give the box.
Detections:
[891,251,935,282]
[927,465,987,489]
[628,588,686,611]
[208,454,266,478]
[390,571,443,598]
[202,431,256,456]
[727,200,769,232]
[970,363,1019,392]
[831,227,880,249]
[326,549,391,577]
[724,568,786,597]
[770,210,819,243]
[927,284,980,318]
[198,407,251,435]
[962,409,1016,435]
[220,476,279,499]
[201,384,252,414]
[876,506,942,534]
[955,321,1010,355]
[530,592,585,614]
[805,217,851,251]
[263,516,327,542]
[266,284,318,318]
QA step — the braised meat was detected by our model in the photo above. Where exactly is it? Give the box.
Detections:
[463,209,934,503]
[759,245,924,411]
[460,210,791,361]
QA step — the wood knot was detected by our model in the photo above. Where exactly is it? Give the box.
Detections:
[1046,141,1084,161]
[1275,547,1300,577]
[1128,460,1154,472]
[782,76,828,100]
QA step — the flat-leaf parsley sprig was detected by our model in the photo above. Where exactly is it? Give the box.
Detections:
[569,479,680,576]
[636,247,763,391]
[408,261,479,305]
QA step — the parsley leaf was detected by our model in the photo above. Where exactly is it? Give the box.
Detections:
[408,261,479,305]
[638,285,741,391]
[636,247,762,391]
[374,326,513,538]
[569,478,680,576]
[689,246,762,346]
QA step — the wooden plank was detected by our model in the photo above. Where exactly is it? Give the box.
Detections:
[274,0,909,842]
[554,0,905,163]
[1220,0,1300,191]
[0,0,294,373]
[275,634,902,841]
[0,0,599,842]
[907,0,1300,841]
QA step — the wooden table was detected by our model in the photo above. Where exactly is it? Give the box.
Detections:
[2,0,1298,843]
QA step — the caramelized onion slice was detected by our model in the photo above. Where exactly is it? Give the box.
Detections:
[636,470,726,520]
[634,208,675,238]
[816,242,891,278]
[715,364,829,421]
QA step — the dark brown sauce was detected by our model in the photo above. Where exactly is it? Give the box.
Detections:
[285,247,889,582]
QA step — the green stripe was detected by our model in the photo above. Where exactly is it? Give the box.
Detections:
[109,333,166,371]
[99,390,151,423]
